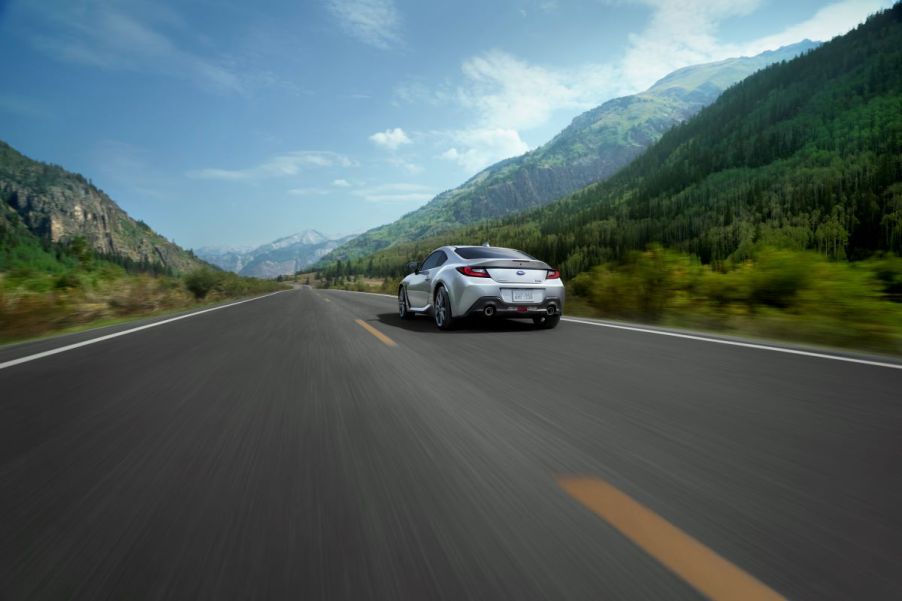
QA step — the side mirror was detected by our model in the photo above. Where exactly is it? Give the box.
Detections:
[406,261,419,274]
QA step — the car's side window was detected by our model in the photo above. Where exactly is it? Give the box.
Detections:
[421,251,445,271]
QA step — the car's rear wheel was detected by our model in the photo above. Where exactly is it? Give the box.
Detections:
[398,287,414,320]
[532,314,560,329]
[433,286,455,330]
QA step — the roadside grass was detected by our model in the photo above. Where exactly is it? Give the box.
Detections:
[0,266,287,344]
[0,294,278,348]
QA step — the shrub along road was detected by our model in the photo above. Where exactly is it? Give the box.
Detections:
[1,287,900,600]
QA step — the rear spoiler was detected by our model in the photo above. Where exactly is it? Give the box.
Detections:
[471,259,553,270]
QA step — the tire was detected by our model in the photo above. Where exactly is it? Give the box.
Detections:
[398,287,414,320]
[532,314,561,329]
[433,286,455,330]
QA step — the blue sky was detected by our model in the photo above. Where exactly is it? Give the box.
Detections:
[0,0,891,249]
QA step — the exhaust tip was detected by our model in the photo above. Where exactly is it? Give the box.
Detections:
[546,304,557,316]
[483,304,496,317]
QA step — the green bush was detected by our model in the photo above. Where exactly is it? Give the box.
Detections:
[746,249,813,308]
[572,246,700,321]
[54,272,83,290]
[184,269,223,300]
[570,246,902,353]
[0,251,286,342]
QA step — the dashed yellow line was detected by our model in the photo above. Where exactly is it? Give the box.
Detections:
[354,319,397,347]
[558,476,785,601]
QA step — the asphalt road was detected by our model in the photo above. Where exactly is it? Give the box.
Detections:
[1,287,901,600]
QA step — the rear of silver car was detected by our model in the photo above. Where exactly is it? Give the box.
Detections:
[450,259,564,320]
[399,245,565,329]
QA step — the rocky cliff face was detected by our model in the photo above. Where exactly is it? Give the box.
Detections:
[0,141,205,274]
[324,41,819,262]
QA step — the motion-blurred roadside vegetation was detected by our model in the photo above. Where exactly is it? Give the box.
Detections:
[571,245,902,354]
[315,244,902,355]
[0,234,286,343]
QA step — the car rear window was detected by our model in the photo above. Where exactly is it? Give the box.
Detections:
[453,247,535,260]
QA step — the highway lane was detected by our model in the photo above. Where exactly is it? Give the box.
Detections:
[1,286,900,600]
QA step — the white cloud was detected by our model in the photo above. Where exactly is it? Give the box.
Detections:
[92,139,170,200]
[391,52,614,175]
[369,127,412,150]
[439,128,530,173]
[401,0,890,143]
[619,0,891,92]
[361,192,432,203]
[187,168,251,181]
[288,187,331,196]
[332,178,352,187]
[393,80,453,106]
[739,0,890,56]
[617,0,762,91]
[455,50,619,131]
[381,0,891,180]
[0,93,52,119]
[327,0,402,49]
[25,2,243,93]
[386,157,423,174]
[187,151,354,181]
[394,55,610,174]
[352,183,434,204]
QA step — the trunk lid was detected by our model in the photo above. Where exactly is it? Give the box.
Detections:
[473,259,551,284]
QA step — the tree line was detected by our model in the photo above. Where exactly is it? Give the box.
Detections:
[318,5,902,282]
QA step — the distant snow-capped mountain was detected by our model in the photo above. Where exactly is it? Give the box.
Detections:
[196,229,354,278]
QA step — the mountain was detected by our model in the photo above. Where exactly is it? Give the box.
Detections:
[323,40,819,263]
[192,244,255,273]
[196,230,356,278]
[0,140,205,274]
[341,5,901,277]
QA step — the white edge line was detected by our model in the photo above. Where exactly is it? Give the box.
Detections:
[311,289,902,370]
[561,317,902,370]
[324,289,395,298]
[0,291,287,370]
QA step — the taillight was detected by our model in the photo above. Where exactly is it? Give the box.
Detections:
[546,270,561,279]
[457,266,490,278]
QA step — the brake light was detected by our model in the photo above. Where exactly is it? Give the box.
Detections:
[457,266,490,278]
[546,270,561,279]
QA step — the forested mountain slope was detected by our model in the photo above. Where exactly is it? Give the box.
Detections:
[323,41,817,262]
[334,5,901,279]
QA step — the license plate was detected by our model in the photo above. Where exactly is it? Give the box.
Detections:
[511,289,535,302]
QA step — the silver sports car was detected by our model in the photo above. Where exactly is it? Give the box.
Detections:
[398,245,564,330]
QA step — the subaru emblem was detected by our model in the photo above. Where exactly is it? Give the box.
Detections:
[516,270,525,275]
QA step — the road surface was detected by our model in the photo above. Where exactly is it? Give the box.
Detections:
[1,287,900,600]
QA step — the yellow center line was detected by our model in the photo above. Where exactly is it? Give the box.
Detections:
[354,319,397,347]
[558,476,785,601]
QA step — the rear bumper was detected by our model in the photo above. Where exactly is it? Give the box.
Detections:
[463,295,564,318]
